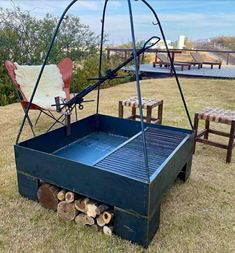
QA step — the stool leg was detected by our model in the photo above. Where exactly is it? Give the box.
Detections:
[132,107,137,121]
[193,113,199,154]
[226,121,235,163]
[204,119,210,140]
[146,106,152,123]
[158,102,163,124]
[118,101,124,118]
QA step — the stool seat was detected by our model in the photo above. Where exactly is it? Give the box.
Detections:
[119,96,163,124]
[193,107,235,163]
[121,97,163,109]
[197,107,235,125]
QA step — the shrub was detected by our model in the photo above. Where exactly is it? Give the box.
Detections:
[0,64,18,106]
[71,53,132,94]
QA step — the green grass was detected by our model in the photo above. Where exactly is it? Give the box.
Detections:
[0,77,234,253]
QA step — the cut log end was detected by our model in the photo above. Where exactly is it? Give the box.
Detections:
[65,191,76,203]
[57,190,66,201]
[96,215,105,227]
[74,198,89,212]
[37,183,59,211]
[75,213,95,226]
[86,201,99,218]
[103,225,113,236]
[102,211,114,224]
[57,201,77,221]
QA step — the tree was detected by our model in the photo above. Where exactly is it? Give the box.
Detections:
[211,36,235,50]
[0,7,99,64]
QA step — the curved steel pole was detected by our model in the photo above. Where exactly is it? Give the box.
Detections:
[127,0,150,182]
[96,0,109,114]
[16,0,78,144]
[141,0,193,129]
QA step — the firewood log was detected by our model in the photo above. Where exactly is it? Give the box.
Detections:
[37,183,59,211]
[57,189,66,201]
[103,225,113,236]
[75,213,95,226]
[65,191,76,203]
[102,211,114,224]
[86,200,100,218]
[57,201,77,221]
[74,198,89,213]
[96,214,105,227]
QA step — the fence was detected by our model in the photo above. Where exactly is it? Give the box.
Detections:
[106,48,235,65]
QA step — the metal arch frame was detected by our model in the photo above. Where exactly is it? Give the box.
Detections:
[96,0,109,115]
[140,0,193,129]
[16,0,193,182]
[95,0,193,127]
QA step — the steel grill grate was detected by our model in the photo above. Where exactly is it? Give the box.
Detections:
[95,127,188,182]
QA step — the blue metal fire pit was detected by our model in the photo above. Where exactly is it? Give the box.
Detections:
[12,0,195,247]
[15,114,193,247]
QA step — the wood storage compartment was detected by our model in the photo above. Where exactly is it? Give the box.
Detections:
[15,114,194,247]
[37,183,115,234]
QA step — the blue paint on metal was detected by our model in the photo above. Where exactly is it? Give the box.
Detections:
[127,0,150,181]
[54,132,127,165]
[15,114,194,247]
[95,127,188,182]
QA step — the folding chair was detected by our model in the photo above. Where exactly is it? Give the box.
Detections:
[5,58,76,135]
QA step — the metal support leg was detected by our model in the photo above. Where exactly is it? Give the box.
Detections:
[35,111,42,126]
[178,158,192,182]
[46,114,64,132]
[114,205,160,247]
[17,172,39,200]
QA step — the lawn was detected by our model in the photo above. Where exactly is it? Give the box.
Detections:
[0,77,234,253]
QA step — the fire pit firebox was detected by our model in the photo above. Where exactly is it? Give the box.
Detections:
[15,114,193,247]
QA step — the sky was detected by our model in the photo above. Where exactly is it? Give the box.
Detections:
[0,0,235,44]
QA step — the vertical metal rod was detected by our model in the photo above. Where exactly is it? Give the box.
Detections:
[127,0,150,182]
[96,0,109,114]
[141,0,193,130]
[16,0,78,144]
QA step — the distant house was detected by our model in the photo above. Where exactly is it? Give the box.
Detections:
[177,35,185,49]
[150,38,173,49]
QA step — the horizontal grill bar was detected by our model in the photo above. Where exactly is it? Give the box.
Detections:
[95,127,188,182]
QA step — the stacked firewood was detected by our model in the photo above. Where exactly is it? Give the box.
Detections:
[37,183,114,235]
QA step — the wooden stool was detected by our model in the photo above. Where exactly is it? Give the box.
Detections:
[119,97,163,124]
[193,107,235,163]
